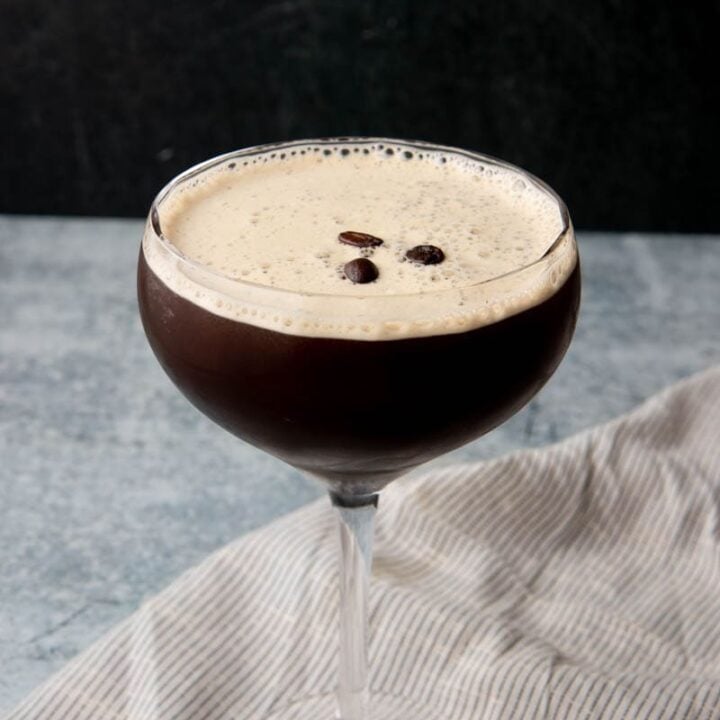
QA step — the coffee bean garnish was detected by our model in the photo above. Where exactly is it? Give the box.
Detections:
[406,245,445,265]
[339,231,384,248]
[344,258,379,284]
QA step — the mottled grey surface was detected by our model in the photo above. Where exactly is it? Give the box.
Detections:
[0,217,718,713]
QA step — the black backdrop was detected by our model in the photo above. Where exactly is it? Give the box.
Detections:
[2,0,718,231]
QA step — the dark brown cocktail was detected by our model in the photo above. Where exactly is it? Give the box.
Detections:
[137,138,579,719]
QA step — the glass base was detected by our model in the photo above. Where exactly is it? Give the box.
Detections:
[264,692,439,720]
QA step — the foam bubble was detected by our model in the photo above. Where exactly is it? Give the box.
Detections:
[143,140,576,340]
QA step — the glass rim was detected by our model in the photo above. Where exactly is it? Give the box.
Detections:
[147,136,574,302]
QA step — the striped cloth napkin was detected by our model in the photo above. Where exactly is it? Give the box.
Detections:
[6,367,720,720]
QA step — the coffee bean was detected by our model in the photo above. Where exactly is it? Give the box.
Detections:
[344,258,379,284]
[338,231,384,248]
[406,245,445,265]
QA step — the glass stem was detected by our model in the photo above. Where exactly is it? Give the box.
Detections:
[330,492,378,720]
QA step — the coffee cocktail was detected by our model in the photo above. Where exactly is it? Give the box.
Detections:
[137,138,580,719]
[138,139,579,496]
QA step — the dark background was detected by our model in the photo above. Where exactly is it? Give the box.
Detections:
[2,0,718,231]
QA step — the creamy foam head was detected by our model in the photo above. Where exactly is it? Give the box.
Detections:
[143,139,577,339]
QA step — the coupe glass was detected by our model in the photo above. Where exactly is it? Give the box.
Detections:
[137,138,580,719]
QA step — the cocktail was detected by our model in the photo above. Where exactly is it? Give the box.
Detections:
[137,138,580,719]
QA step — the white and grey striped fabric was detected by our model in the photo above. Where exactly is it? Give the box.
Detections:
[6,367,720,720]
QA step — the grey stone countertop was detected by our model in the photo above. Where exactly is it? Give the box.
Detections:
[1,216,719,713]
